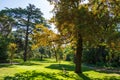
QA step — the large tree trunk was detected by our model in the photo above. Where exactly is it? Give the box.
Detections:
[75,33,83,74]
[24,14,30,62]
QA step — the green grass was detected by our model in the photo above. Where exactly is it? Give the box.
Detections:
[0,58,120,80]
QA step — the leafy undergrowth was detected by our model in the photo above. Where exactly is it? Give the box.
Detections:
[4,70,120,80]
[4,70,79,80]
[0,59,120,80]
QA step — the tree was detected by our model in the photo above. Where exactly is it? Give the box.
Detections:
[48,0,91,74]
[31,24,62,62]
[39,47,45,60]
[48,0,119,73]
[0,4,49,61]
[0,15,15,63]
[0,35,10,63]
[0,15,14,37]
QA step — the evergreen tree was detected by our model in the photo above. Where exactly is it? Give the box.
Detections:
[0,4,49,61]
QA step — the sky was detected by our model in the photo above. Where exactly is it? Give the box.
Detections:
[0,0,53,20]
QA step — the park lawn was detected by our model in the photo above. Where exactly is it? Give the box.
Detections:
[0,59,120,80]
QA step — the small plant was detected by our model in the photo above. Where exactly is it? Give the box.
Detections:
[8,43,17,64]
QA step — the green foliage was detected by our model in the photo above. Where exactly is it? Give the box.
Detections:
[0,4,50,62]
[63,45,74,61]
[0,36,9,63]
[108,50,120,67]
[48,0,120,73]
[83,45,120,67]
[0,15,14,37]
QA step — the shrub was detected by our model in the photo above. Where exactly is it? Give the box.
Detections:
[0,36,9,63]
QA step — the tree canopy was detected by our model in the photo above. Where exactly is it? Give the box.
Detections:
[0,4,49,62]
[48,0,120,73]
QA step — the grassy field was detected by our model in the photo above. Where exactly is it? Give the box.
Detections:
[0,59,120,80]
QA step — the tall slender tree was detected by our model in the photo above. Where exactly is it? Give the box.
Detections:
[0,4,49,61]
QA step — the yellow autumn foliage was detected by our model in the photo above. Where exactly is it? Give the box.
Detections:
[8,43,17,64]
[31,24,59,50]
[8,43,17,51]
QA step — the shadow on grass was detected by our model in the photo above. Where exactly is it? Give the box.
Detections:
[16,62,41,66]
[46,64,92,72]
[82,65,92,72]
[31,58,58,63]
[0,62,41,68]
[0,64,14,68]
[77,73,91,80]
[46,64,75,71]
